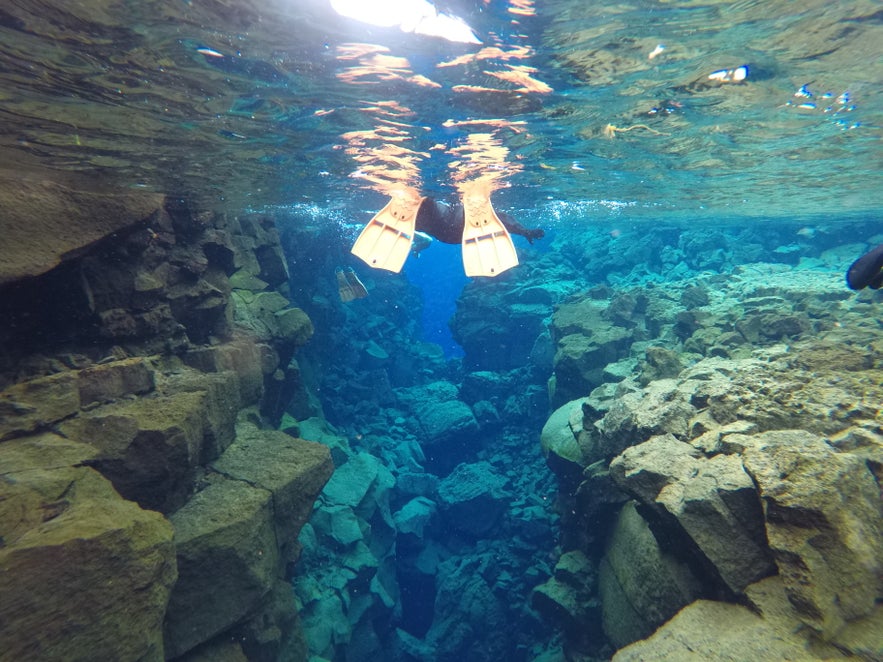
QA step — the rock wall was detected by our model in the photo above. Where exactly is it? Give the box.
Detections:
[0,197,334,661]
[539,260,883,660]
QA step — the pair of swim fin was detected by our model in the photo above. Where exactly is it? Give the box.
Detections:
[350,191,518,277]
[336,267,368,302]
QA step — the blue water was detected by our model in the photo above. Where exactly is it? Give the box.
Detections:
[404,242,468,357]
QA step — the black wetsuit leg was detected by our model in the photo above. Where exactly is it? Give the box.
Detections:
[847,243,883,290]
[415,196,545,245]
[415,198,464,244]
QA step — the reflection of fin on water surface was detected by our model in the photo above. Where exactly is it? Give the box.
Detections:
[461,195,518,277]
[336,267,369,302]
[351,192,424,273]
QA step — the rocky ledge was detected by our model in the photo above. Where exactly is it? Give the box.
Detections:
[538,263,883,660]
[0,195,334,661]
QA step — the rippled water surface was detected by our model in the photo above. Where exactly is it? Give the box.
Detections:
[1,0,880,222]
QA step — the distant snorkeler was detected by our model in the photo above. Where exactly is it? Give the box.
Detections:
[351,192,545,278]
[846,243,883,290]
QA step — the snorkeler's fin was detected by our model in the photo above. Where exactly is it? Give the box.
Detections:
[344,267,369,299]
[336,267,357,302]
[351,191,424,272]
[461,195,518,277]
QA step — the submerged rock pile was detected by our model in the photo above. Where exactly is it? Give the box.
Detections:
[0,199,333,661]
[540,261,883,659]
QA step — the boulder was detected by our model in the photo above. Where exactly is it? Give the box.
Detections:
[274,307,313,346]
[397,381,479,450]
[0,432,98,471]
[612,577,853,662]
[417,399,478,447]
[60,391,207,513]
[738,430,883,639]
[77,357,155,406]
[597,381,695,460]
[540,399,590,483]
[599,502,702,648]
[311,505,365,547]
[0,461,175,662]
[182,338,266,406]
[610,434,775,594]
[638,346,683,385]
[212,423,334,546]
[0,371,80,440]
[158,369,242,462]
[322,452,384,512]
[437,462,508,536]
[163,477,279,659]
[396,471,439,499]
[421,555,509,660]
[0,174,163,285]
[552,329,632,403]
[394,497,436,538]
[532,550,600,646]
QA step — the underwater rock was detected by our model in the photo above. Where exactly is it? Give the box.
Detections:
[420,554,510,661]
[311,504,365,547]
[165,426,332,658]
[679,284,710,308]
[229,268,269,291]
[397,381,479,454]
[77,357,155,407]
[361,339,390,369]
[437,461,509,537]
[0,461,175,662]
[274,307,314,346]
[595,379,695,460]
[471,399,501,427]
[737,430,883,639]
[176,637,249,662]
[0,194,333,661]
[211,422,333,553]
[614,574,871,661]
[60,391,207,513]
[598,502,702,649]
[0,371,80,441]
[553,330,632,404]
[612,595,824,661]
[610,434,775,594]
[254,242,289,288]
[551,296,609,337]
[540,398,591,484]
[322,452,389,514]
[181,337,267,405]
[0,174,164,285]
[459,370,514,404]
[232,290,312,344]
[394,496,437,538]
[164,477,279,659]
[532,550,602,655]
[451,282,552,371]
[396,471,439,500]
[637,346,683,386]
[160,368,245,461]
